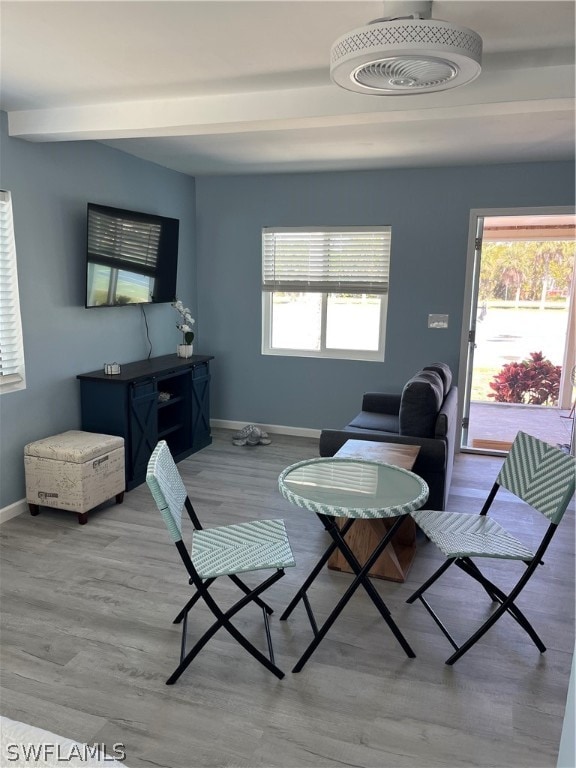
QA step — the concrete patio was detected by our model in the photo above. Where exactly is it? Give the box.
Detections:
[465,401,574,453]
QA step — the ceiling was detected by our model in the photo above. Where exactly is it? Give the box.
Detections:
[1,0,575,176]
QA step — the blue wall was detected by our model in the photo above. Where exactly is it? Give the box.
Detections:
[1,102,574,509]
[195,163,575,428]
[0,112,197,508]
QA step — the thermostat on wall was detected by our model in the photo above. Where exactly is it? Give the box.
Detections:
[428,314,449,329]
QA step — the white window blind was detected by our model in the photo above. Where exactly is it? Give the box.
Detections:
[262,226,391,294]
[87,208,161,274]
[0,190,26,391]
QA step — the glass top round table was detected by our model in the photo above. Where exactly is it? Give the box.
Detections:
[278,457,429,519]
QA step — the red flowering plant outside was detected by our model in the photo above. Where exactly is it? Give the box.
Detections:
[488,352,561,406]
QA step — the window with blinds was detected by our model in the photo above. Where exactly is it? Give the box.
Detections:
[262,227,391,294]
[0,190,26,392]
[262,226,391,361]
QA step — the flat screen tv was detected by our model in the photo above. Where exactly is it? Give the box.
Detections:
[85,203,179,308]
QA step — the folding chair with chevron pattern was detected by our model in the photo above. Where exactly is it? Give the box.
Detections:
[407,431,575,665]
[146,440,295,683]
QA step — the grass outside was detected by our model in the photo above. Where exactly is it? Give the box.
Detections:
[471,367,499,402]
[472,304,569,405]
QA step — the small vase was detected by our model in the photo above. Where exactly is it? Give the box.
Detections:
[177,344,193,359]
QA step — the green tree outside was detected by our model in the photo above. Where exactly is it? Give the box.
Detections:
[479,241,574,305]
[473,239,574,406]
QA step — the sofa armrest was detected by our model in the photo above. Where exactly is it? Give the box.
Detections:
[435,386,458,439]
[361,392,401,414]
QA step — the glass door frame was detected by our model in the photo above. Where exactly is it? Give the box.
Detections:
[457,205,576,455]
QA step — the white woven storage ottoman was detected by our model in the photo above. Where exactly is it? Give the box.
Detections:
[25,430,125,524]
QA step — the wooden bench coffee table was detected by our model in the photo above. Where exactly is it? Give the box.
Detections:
[327,440,421,582]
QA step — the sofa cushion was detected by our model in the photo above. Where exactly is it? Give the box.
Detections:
[423,362,452,396]
[399,371,444,437]
[348,411,400,433]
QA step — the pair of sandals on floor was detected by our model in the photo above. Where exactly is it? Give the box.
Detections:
[232,424,272,446]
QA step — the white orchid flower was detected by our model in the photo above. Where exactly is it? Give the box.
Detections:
[173,298,196,347]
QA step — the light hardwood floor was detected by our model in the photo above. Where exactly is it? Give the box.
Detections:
[1,429,574,768]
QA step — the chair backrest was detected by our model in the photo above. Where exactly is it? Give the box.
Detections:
[146,441,188,542]
[497,431,575,525]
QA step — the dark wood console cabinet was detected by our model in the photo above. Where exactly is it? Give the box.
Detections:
[78,354,213,491]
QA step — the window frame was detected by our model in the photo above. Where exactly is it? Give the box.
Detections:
[0,190,26,394]
[261,226,390,362]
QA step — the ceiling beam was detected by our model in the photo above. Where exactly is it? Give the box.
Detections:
[8,64,574,142]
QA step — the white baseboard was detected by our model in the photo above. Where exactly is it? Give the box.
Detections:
[0,498,27,525]
[210,419,321,439]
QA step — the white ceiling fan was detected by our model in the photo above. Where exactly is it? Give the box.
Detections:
[330,0,483,95]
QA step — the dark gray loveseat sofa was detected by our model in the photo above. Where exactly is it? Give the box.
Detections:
[318,363,458,510]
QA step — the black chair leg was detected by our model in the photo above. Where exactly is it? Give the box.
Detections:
[174,572,273,625]
[456,559,546,652]
[446,595,545,665]
[406,558,456,604]
[167,570,286,684]
[408,555,547,663]
[173,579,215,623]
[228,574,274,615]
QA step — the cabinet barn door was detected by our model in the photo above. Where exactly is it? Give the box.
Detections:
[129,381,158,483]
[191,365,211,450]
